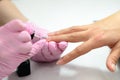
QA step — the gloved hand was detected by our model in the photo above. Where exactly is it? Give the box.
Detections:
[0,20,44,80]
[26,22,68,62]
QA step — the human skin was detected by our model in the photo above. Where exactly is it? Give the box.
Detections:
[1,0,120,73]
[48,10,120,72]
[0,0,27,26]
[0,0,68,62]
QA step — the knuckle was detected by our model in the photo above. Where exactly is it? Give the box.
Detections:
[66,35,78,42]
[68,34,76,39]
[70,26,79,32]
[93,32,106,43]
[111,55,119,64]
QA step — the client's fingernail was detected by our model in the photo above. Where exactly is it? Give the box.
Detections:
[48,32,55,36]
[111,63,116,72]
[46,37,51,41]
[56,59,64,65]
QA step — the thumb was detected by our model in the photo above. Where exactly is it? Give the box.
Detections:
[29,39,46,57]
[106,43,120,72]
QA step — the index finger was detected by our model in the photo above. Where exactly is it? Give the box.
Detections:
[48,26,88,36]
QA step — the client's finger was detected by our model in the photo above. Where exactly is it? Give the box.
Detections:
[48,31,88,42]
[106,42,120,72]
[56,39,96,65]
[48,26,88,36]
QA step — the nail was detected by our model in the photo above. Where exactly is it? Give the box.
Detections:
[48,32,55,36]
[56,59,64,65]
[111,63,116,72]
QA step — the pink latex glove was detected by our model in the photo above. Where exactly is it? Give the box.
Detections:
[26,22,68,62]
[0,20,44,80]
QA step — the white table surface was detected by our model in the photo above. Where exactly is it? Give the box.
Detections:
[3,0,120,80]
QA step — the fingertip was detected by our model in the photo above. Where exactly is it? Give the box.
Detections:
[46,37,51,41]
[56,59,65,65]
[47,36,62,42]
[106,60,116,72]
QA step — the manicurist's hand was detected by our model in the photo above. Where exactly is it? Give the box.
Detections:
[48,10,120,72]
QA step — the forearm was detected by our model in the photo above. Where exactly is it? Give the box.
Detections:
[0,0,27,26]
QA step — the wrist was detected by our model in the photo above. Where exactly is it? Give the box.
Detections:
[102,10,120,26]
[93,10,120,29]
